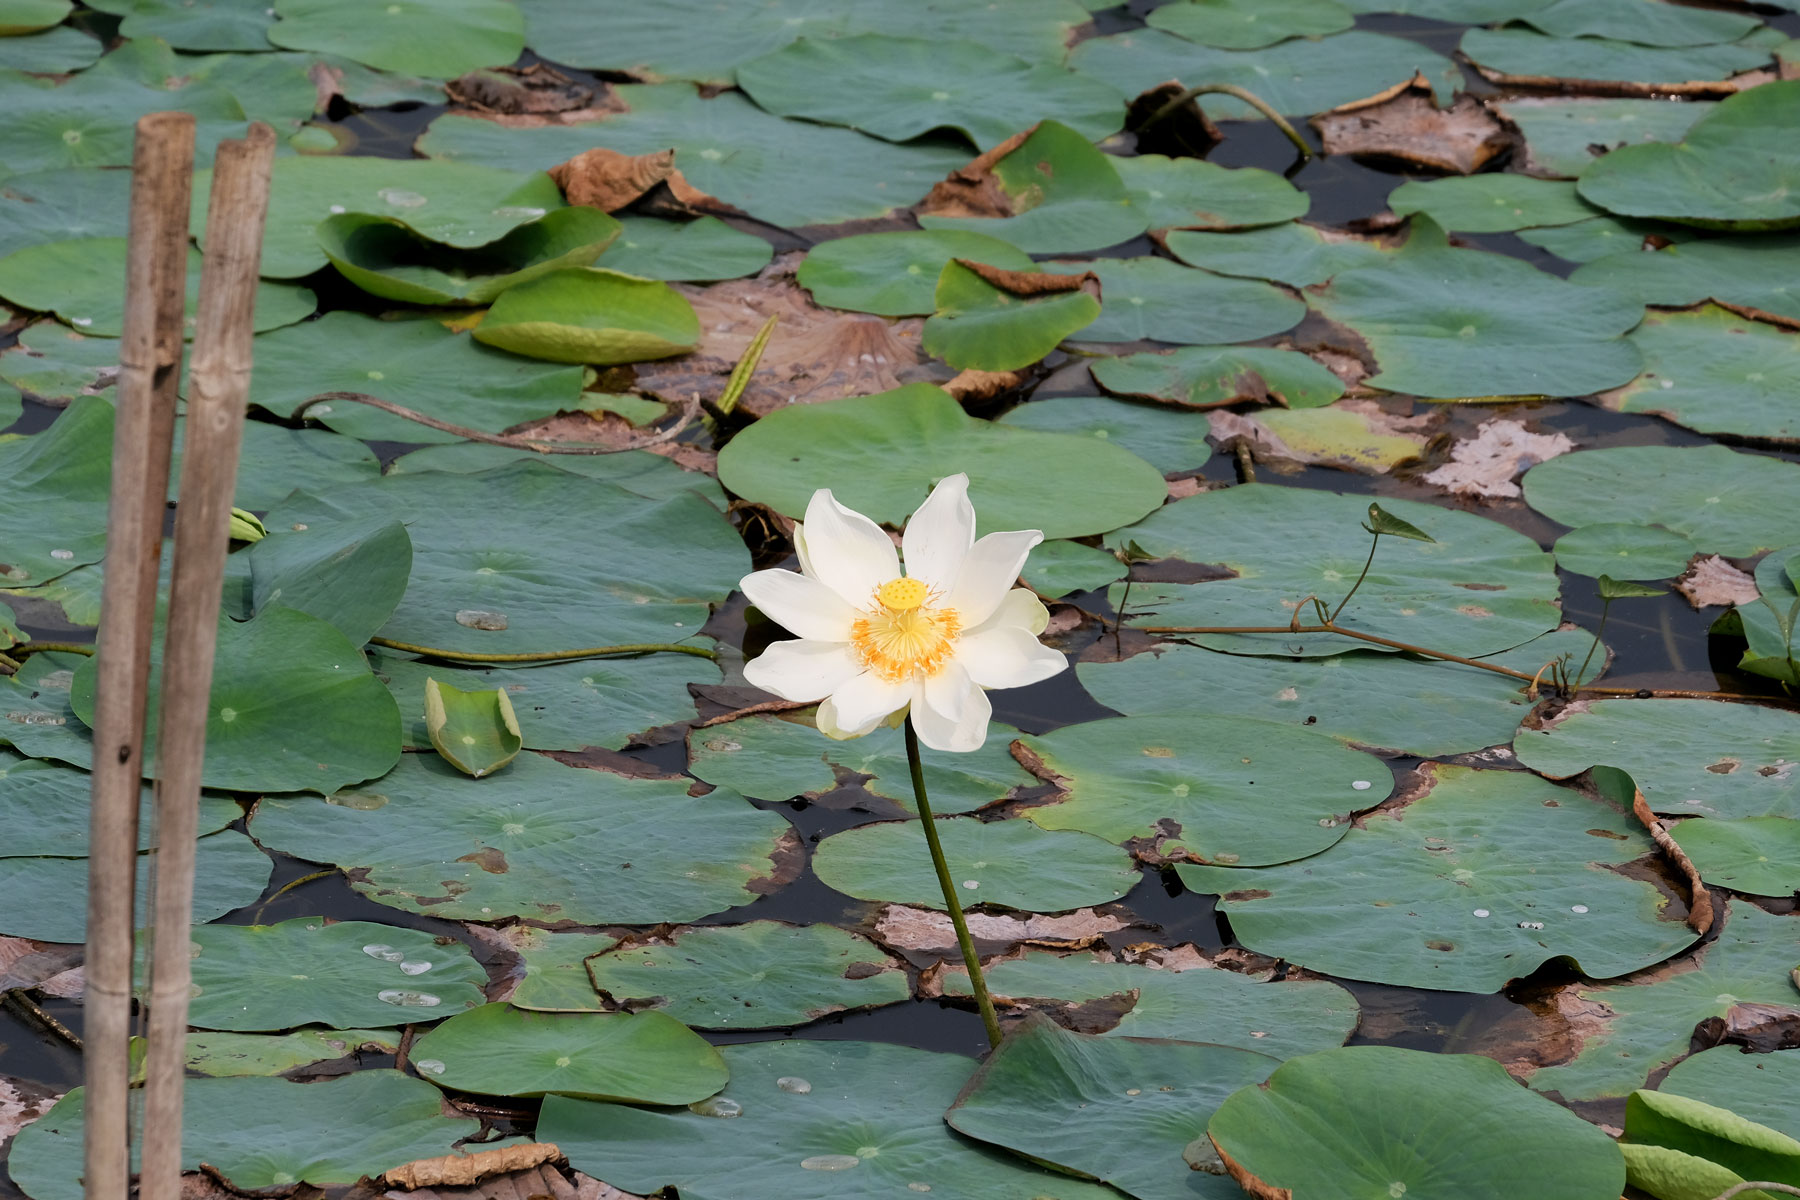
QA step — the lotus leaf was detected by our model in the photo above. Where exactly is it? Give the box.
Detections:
[0,322,120,405]
[1573,236,1800,322]
[473,268,699,364]
[248,516,411,646]
[1553,524,1697,581]
[596,215,772,282]
[387,442,722,506]
[0,23,98,71]
[267,0,521,77]
[1147,0,1352,50]
[0,0,69,34]
[1208,1045,1626,1200]
[1669,816,1800,897]
[1092,344,1344,409]
[423,677,520,777]
[1024,542,1129,597]
[172,416,381,510]
[1495,96,1714,178]
[1338,0,1551,16]
[1460,28,1774,87]
[0,385,16,430]
[1113,155,1308,232]
[922,260,1101,371]
[1604,305,1800,441]
[537,1039,1125,1200]
[1065,256,1303,345]
[1388,175,1601,233]
[998,395,1213,475]
[1622,1089,1800,1200]
[83,0,275,50]
[249,751,791,925]
[716,384,1167,539]
[0,750,239,854]
[0,169,132,261]
[0,651,96,764]
[178,1030,401,1078]
[1165,221,1390,287]
[1521,0,1762,48]
[797,230,1035,318]
[0,394,111,585]
[581,922,910,1028]
[1180,764,1700,992]
[1660,1046,1800,1142]
[500,926,619,1012]
[1735,548,1800,687]
[1518,216,1698,263]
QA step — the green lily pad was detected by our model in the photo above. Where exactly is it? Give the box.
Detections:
[0,829,269,943]
[1147,0,1352,50]
[537,1039,1125,1200]
[317,206,620,306]
[1460,28,1773,88]
[1179,764,1699,992]
[0,385,16,429]
[1516,698,1800,819]
[1524,444,1800,557]
[922,260,1101,371]
[1018,714,1386,865]
[263,460,747,653]
[582,922,911,1028]
[1622,1089,1800,1200]
[716,384,1167,539]
[268,0,522,77]
[0,651,96,763]
[998,395,1213,475]
[1208,1045,1626,1200]
[0,322,122,404]
[737,34,1123,150]
[1079,631,1601,757]
[1521,0,1763,48]
[1573,234,1800,323]
[1165,222,1390,287]
[417,87,970,230]
[0,394,110,585]
[0,750,239,854]
[1066,256,1304,345]
[1113,155,1308,232]
[1578,81,1800,231]
[183,917,488,1031]
[177,1029,401,1077]
[248,515,411,645]
[1069,29,1461,120]
[388,441,722,506]
[424,676,521,777]
[1660,1046,1800,1143]
[687,712,1033,816]
[409,1003,726,1102]
[1092,344,1345,409]
[1670,816,1800,897]
[1554,524,1697,581]
[1106,483,1563,658]
[948,1016,1280,1200]
[1604,305,1800,441]
[372,648,717,754]
[917,121,1146,254]
[0,169,133,261]
[797,231,1035,318]
[249,750,791,924]
[0,23,99,71]
[0,238,315,337]
[595,215,772,283]
[811,816,1140,912]
[1528,902,1800,1100]
[174,416,381,510]
[0,0,69,34]
[1338,0,1551,17]
[1517,216,1699,263]
[1388,176,1601,233]
[1310,217,1644,399]
[473,267,699,364]
[500,926,618,1012]
[9,1071,477,1200]
[1494,96,1714,179]
[83,0,275,51]
[1734,547,1800,687]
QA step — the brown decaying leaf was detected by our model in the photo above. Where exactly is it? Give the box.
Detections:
[446,64,596,117]
[0,936,83,998]
[870,904,1138,954]
[1421,418,1575,500]
[548,147,727,215]
[1124,82,1222,158]
[1208,400,1434,476]
[1630,788,1712,935]
[1675,555,1758,610]
[1211,1140,1291,1200]
[1312,76,1514,175]
[512,411,719,475]
[384,1144,565,1191]
[1469,63,1768,99]
[915,125,1037,221]
[383,1163,646,1200]
[943,367,1028,400]
[0,1075,60,1149]
[951,259,1100,301]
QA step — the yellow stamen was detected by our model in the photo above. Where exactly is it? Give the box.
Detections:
[877,576,928,611]
[852,580,959,683]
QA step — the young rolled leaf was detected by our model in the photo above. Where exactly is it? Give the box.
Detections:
[1363,502,1436,542]
[1597,574,1669,600]
[424,676,522,778]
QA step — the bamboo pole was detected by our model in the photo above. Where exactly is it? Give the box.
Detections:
[83,111,195,1200]
[137,122,275,1200]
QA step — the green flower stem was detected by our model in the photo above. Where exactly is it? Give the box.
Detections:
[905,716,1004,1052]
[366,637,718,663]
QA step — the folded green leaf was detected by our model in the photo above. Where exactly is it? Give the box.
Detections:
[424,676,522,778]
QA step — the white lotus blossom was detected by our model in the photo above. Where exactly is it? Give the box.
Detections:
[740,474,1067,752]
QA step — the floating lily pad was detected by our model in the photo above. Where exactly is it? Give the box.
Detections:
[1605,305,1800,441]
[1524,444,1800,557]
[1553,524,1697,581]
[183,917,488,1031]
[424,677,521,777]
[1209,1046,1626,1200]
[263,460,746,653]
[0,239,315,337]
[922,260,1101,371]
[501,926,619,1012]
[473,268,699,364]
[1311,218,1643,399]
[1460,28,1773,88]
[248,516,411,646]
[737,35,1123,150]
[1517,216,1698,264]
[1147,0,1352,50]
[1494,96,1714,179]
[1107,483,1563,658]
[1338,0,1551,17]
[0,384,16,429]
[1515,699,1800,819]
[1735,547,1800,687]
[268,0,522,77]
[1165,222,1390,287]
[0,394,111,586]
[1021,540,1127,599]
[583,922,910,1029]
[0,651,95,763]
[948,1017,1280,1200]
[250,751,790,925]
[0,0,70,34]
[1018,714,1385,865]
[1529,902,1800,1100]
[1092,344,1345,409]
[1670,816,1800,897]
[1521,0,1762,48]
[812,816,1139,912]
[418,87,970,230]
[409,1003,726,1103]
[1180,764,1698,992]
[178,1030,401,1078]
[0,23,98,71]
[0,750,239,854]
[998,395,1213,475]
[596,215,772,282]
[388,442,721,506]
[1078,630,1603,757]
[0,323,120,405]
[797,231,1035,318]
[1113,155,1308,232]
[0,169,132,261]
[1069,29,1461,120]
[1388,176,1601,233]
[1573,234,1800,323]
[176,416,382,510]
[1659,1046,1800,1143]
[917,121,1147,254]
[717,384,1167,539]
[9,1071,477,1200]
[83,0,275,51]
[1578,82,1800,231]
[1066,256,1303,345]
[688,712,1033,816]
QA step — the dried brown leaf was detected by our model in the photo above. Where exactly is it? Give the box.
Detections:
[384,1144,565,1190]
[1421,418,1575,499]
[1675,555,1757,610]
[870,904,1137,954]
[548,147,725,215]
[1470,64,1764,98]
[1312,77,1513,174]
[943,367,1028,400]
[915,126,1036,221]
[1631,788,1713,935]
[447,65,596,116]
[951,259,1100,300]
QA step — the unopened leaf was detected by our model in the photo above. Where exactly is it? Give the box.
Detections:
[424,677,521,778]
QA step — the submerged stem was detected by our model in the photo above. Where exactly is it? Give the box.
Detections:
[1142,84,1313,161]
[904,717,1003,1053]
[366,637,718,663]
[1575,600,1611,687]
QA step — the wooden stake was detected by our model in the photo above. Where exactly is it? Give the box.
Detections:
[83,111,195,1200]
[137,122,275,1200]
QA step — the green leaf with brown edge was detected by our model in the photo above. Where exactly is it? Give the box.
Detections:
[921,259,1100,371]
[424,677,522,778]
[472,267,699,365]
[1091,345,1344,409]
[1363,502,1436,543]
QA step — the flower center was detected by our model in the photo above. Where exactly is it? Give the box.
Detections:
[852,577,960,683]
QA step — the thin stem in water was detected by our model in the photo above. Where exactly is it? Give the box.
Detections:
[367,637,718,663]
[1575,599,1611,686]
[1330,533,1381,623]
[1142,84,1312,160]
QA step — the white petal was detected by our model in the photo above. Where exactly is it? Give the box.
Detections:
[822,669,911,734]
[816,694,897,741]
[968,587,1050,637]
[743,640,862,702]
[791,520,817,580]
[955,626,1067,690]
[912,662,991,753]
[740,568,858,641]
[946,530,1042,629]
[802,488,899,609]
[901,473,974,594]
